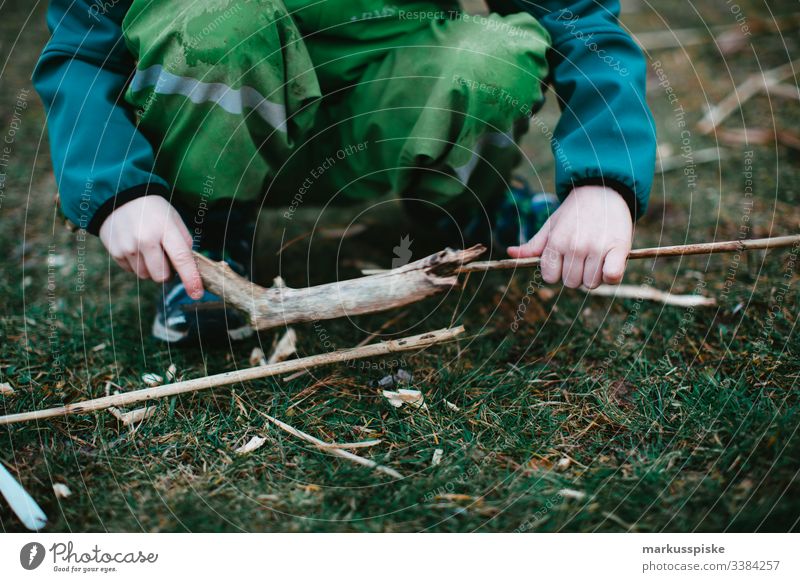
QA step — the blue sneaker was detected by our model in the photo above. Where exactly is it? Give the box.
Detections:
[485,176,560,248]
[151,204,256,344]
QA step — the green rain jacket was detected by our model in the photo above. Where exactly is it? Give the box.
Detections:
[33,0,656,233]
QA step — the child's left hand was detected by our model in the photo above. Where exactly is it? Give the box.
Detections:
[507,185,633,289]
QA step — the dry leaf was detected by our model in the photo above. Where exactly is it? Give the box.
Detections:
[142,373,163,387]
[235,435,267,455]
[52,483,72,499]
[267,328,297,365]
[108,406,156,426]
[383,388,426,410]
[432,448,444,466]
[0,382,15,396]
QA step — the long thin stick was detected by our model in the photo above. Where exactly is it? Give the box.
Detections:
[458,235,800,273]
[0,327,465,426]
[259,413,402,479]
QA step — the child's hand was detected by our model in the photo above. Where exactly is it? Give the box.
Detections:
[507,185,633,289]
[98,195,204,299]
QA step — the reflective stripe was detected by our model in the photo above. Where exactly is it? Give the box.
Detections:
[131,64,288,133]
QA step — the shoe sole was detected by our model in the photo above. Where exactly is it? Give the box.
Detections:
[151,315,254,344]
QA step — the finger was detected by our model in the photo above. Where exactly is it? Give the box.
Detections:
[539,245,563,285]
[113,257,134,273]
[163,231,204,299]
[171,213,194,248]
[507,218,551,258]
[603,245,629,285]
[128,252,151,280]
[561,250,586,289]
[141,245,171,283]
[582,254,603,289]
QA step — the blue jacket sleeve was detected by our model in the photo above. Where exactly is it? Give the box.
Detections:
[32,0,169,234]
[512,0,656,218]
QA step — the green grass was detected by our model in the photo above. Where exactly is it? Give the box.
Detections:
[1,0,799,532]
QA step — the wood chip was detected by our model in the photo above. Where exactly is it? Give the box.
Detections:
[444,400,460,412]
[234,435,267,455]
[584,284,716,307]
[558,488,587,501]
[383,388,427,410]
[52,483,72,499]
[0,382,15,396]
[267,328,297,365]
[249,347,267,367]
[432,448,444,466]
[108,406,157,426]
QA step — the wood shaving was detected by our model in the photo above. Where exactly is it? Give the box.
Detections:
[558,488,586,501]
[249,347,267,367]
[108,406,157,426]
[166,363,178,382]
[444,400,460,412]
[556,457,571,472]
[52,483,72,499]
[142,373,163,387]
[235,435,267,455]
[383,388,427,410]
[267,328,297,365]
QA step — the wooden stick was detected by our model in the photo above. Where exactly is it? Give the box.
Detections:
[259,413,402,479]
[459,235,800,273]
[697,59,800,134]
[195,245,484,331]
[0,326,465,426]
[582,284,717,307]
[194,235,797,331]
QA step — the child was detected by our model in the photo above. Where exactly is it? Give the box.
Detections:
[34,0,656,343]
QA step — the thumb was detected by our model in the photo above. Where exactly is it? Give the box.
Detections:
[507,222,550,258]
[602,245,629,285]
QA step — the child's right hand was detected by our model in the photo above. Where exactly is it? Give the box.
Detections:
[98,195,204,299]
